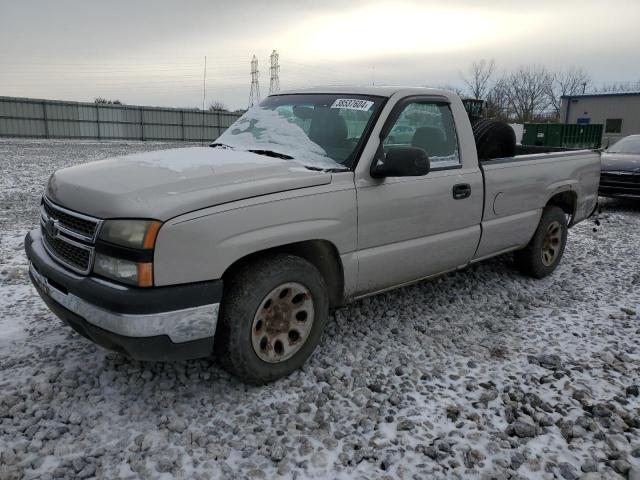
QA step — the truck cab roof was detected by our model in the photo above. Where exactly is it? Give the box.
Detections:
[275,85,457,100]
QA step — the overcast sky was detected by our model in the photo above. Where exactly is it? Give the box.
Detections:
[1,0,638,110]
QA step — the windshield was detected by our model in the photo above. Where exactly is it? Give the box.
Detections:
[608,135,640,154]
[215,94,384,169]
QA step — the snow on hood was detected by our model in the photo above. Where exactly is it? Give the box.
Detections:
[45,147,333,220]
[216,107,343,170]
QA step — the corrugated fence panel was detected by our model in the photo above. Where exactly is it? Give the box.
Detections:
[0,118,46,137]
[46,103,79,120]
[48,120,81,138]
[0,96,243,140]
[78,105,98,122]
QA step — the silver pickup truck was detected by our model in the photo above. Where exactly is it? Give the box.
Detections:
[25,87,600,383]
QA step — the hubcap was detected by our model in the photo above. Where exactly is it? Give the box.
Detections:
[251,282,314,363]
[541,220,562,266]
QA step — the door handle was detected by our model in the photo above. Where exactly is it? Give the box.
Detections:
[452,183,471,200]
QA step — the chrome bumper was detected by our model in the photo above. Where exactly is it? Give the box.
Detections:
[29,262,219,344]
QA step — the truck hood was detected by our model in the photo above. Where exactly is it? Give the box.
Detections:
[46,147,333,220]
[601,152,640,173]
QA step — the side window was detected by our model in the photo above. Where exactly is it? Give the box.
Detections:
[605,118,622,134]
[384,102,460,167]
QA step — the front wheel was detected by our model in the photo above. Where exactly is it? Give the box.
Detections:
[514,206,568,278]
[215,254,329,384]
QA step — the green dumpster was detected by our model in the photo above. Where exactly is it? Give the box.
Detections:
[522,123,602,149]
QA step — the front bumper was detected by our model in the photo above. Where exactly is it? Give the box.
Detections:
[25,229,223,361]
[599,171,640,199]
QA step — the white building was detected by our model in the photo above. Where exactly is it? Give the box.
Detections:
[560,92,640,147]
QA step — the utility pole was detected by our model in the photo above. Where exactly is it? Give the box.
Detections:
[249,55,261,108]
[269,50,280,94]
[202,55,207,143]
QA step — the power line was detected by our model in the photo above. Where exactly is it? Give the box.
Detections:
[248,55,260,108]
[269,50,280,94]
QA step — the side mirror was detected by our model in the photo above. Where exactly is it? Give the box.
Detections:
[370,146,430,178]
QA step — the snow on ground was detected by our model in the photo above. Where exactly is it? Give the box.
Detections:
[0,138,639,480]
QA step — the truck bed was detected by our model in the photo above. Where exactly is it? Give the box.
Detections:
[473,149,600,260]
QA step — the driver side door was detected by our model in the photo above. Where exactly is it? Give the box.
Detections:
[355,99,483,295]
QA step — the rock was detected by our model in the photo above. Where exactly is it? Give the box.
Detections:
[68,412,82,425]
[628,468,640,480]
[509,421,537,438]
[77,464,96,479]
[464,449,485,467]
[581,460,597,473]
[511,452,526,470]
[579,474,602,480]
[397,420,415,431]
[631,447,640,458]
[591,404,612,417]
[620,307,636,316]
[533,354,563,370]
[479,389,499,403]
[612,459,631,475]
[559,462,579,480]
[168,418,187,433]
[446,405,460,421]
[270,445,284,462]
[626,385,639,397]
[571,425,588,438]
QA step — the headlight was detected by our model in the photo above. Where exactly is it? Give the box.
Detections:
[94,219,160,287]
[93,253,154,287]
[99,219,161,249]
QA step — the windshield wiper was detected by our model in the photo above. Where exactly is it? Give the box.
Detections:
[210,142,234,149]
[305,166,351,173]
[247,149,294,160]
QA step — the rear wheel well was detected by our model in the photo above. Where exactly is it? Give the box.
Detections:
[221,240,344,307]
[547,191,577,224]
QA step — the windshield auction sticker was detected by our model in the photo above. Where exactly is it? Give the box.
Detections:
[330,99,374,111]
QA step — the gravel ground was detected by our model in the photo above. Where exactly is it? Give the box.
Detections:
[0,139,639,480]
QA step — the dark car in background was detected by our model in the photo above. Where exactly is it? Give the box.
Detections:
[599,135,640,199]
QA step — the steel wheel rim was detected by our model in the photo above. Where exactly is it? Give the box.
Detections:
[541,220,562,266]
[251,282,314,363]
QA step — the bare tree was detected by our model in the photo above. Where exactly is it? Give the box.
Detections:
[595,80,640,93]
[461,59,496,100]
[502,65,554,123]
[485,78,511,122]
[548,67,590,118]
[94,97,121,104]
[208,100,228,112]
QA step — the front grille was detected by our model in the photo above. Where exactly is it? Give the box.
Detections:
[599,171,640,197]
[42,227,92,273]
[42,197,100,240]
[40,197,100,274]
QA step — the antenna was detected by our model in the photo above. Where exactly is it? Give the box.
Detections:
[248,55,261,108]
[269,50,280,94]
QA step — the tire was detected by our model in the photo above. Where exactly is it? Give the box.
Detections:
[215,254,329,384]
[514,206,568,278]
[472,119,516,160]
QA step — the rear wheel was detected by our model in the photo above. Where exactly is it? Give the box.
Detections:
[215,254,329,384]
[514,206,568,278]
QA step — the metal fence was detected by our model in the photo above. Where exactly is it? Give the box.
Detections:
[0,96,243,141]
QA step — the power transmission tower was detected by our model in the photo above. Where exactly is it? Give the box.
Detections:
[269,50,280,94]
[248,55,261,108]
